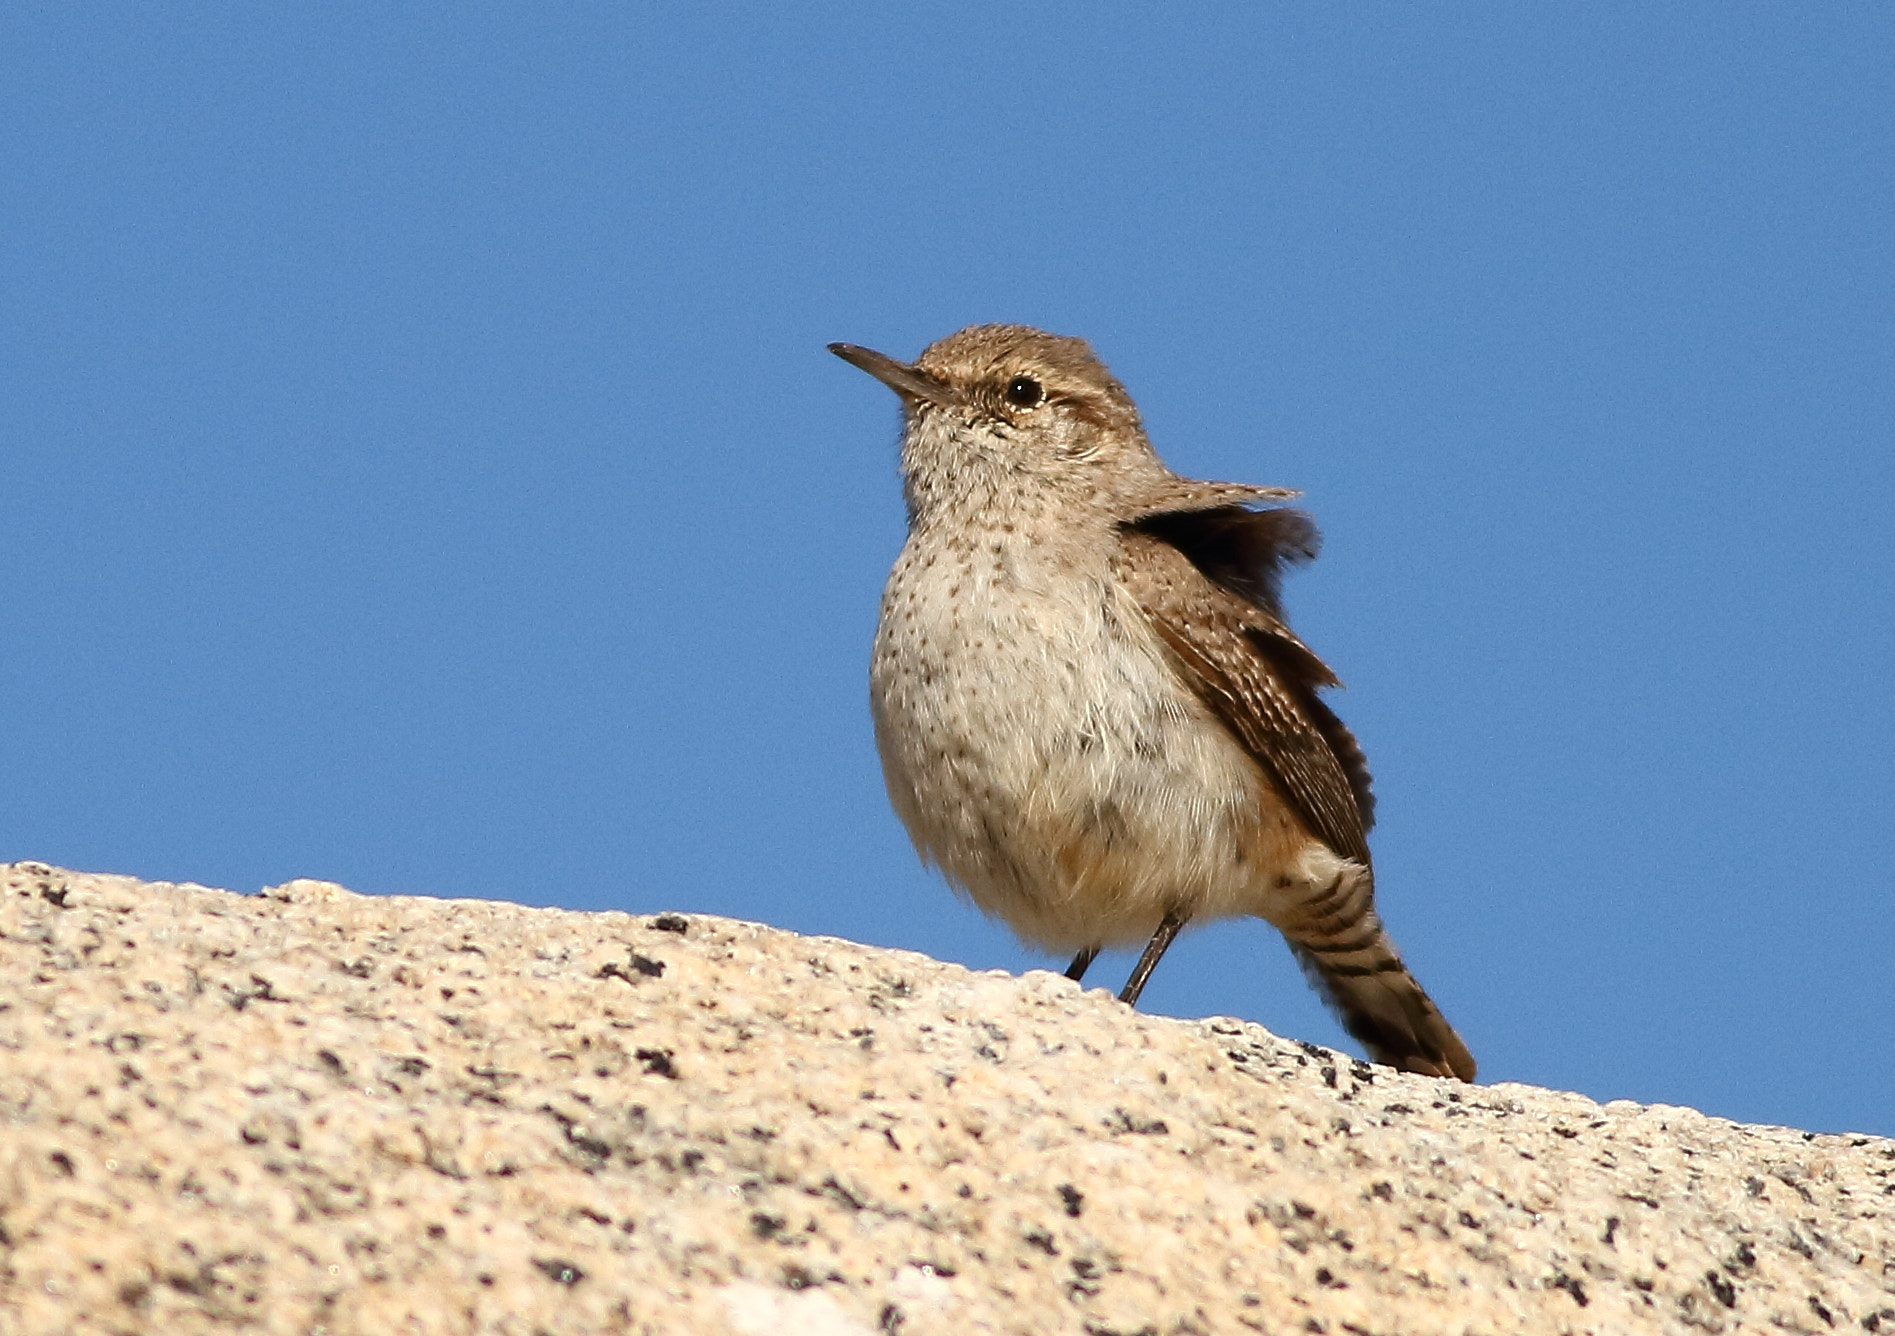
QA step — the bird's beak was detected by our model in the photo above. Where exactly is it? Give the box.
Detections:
[829,343,967,408]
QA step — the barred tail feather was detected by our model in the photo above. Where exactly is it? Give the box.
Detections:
[1290,939,1476,1081]
[1274,863,1475,1081]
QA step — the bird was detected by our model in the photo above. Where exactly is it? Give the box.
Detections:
[831,324,1475,1080]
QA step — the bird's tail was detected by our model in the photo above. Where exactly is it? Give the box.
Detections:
[1274,867,1476,1081]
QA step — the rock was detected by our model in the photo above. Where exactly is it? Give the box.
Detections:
[0,861,1888,1335]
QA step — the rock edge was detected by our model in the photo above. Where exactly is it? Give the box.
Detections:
[0,861,1889,1335]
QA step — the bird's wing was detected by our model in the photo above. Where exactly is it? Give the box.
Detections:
[1114,510,1373,862]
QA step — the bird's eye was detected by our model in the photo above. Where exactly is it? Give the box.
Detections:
[1004,375,1045,408]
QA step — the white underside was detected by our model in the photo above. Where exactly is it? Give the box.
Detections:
[871,532,1352,953]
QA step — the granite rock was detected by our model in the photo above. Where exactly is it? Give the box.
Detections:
[0,861,1889,1335]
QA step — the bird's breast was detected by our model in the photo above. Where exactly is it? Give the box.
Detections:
[869,531,1311,949]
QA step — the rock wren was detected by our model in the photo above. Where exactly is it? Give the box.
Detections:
[831,325,1476,1080]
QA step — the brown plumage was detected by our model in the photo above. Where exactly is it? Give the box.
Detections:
[833,324,1475,1080]
[1118,512,1473,1080]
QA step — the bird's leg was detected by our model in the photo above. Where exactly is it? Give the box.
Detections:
[1118,911,1187,1006]
[1064,946,1100,983]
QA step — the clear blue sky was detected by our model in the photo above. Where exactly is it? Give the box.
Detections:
[6,6,1890,1137]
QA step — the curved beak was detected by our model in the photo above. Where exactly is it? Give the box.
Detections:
[828,342,966,408]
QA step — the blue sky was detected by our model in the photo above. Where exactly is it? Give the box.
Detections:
[5,6,1890,1137]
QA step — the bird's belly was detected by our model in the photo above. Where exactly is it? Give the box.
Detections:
[870,558,1316,951]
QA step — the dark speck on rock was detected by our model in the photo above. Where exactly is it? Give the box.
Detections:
[1551,1273,1589,1307]
[1705,1271,1736,1308]
[636,1048,678,1079]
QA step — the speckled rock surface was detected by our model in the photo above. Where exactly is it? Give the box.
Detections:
[0,862,1889,1335]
